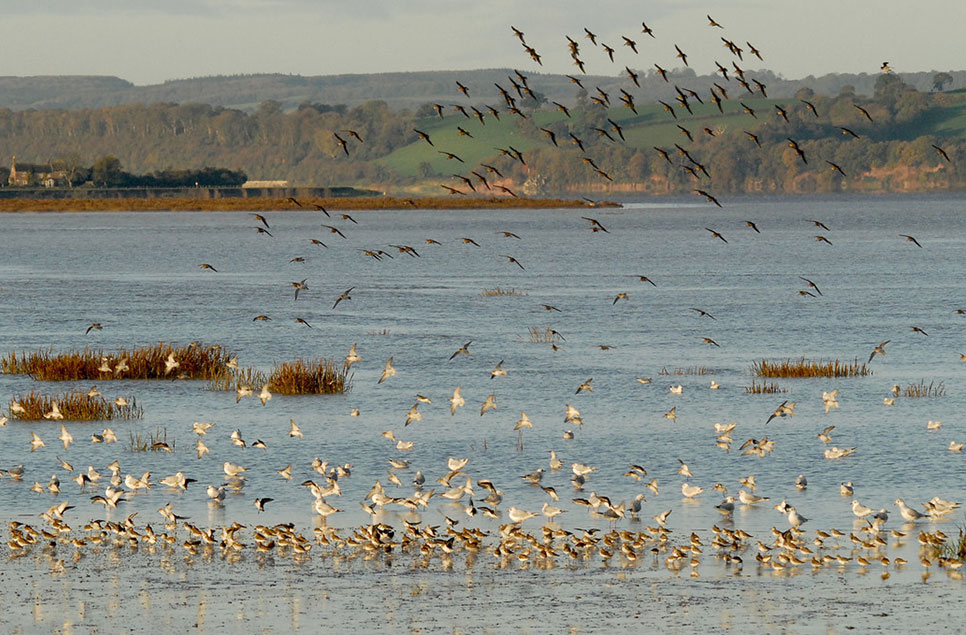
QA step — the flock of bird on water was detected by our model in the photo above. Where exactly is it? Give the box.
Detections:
[1,14,964,582]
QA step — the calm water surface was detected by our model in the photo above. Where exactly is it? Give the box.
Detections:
[0,194,964,632]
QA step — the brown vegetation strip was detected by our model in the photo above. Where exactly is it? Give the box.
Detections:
[10,390,143,421]
[3,343,232,381]
[752,357,870,378]
[0,196,616,213]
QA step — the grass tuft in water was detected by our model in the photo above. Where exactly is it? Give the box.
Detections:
[268,359,350,395]
[659,366,712,376]
[2,343,234,382]
[129,426,174,452]
[744,381,788,394]
[9,390,142,421]
[903,379,945,398]
[481,287,527,297]
[208,360,349,395]
[752,357,870,378]
[528,327,564,343]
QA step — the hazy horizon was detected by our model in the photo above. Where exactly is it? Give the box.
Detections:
[0,1,958,87]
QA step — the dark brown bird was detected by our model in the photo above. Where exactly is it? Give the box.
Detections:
[641,22,655,37]
[295,318,313,328]
[745,131,761,148]
[854,104,873,122]
[456,126,474,138]
[839,127,860,139]
[501,255,525,270]
[900,234,923,248]
[708,15,723,28]
[706,228,728,243]
[702,337,721,347]
[334,133,349,156]
[775,105,789,122]
[674,44,688,67]
[440,185,465,196]
[932,144,951,162]
[815,235,833,245]
[654,64,668,82]
[694,189,722,207]
[346,130,363,143]
[807,219,830,231]
[553,101,571,117]
[200,263,218,272]
[801,99,819,117]
[654,147,672,163]
[826,161,847,177]
[799,277,822,296]
[255,227,273,237]
[677,125,693,142]
[438,151,464,163]
[745,221,761,233]
[322,224,346,238]
[740,102,757,118]
[540,128,558,146]
[252,213,270,228]
[747,42,763,60]
[456,81,470,97]
[332,287,354,310]
[414,129,434,146]
[601,43,615,62]
[622,36,638,53]
[582,217,609,233]
[911,326,929,336]
[659,100,677,119]
[625,67,640,87]
[690,308,716,320]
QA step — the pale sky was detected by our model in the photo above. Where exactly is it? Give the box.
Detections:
[0,1,958,85]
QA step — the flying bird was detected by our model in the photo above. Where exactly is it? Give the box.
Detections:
[900,234,922,248]
[332,287,354,309]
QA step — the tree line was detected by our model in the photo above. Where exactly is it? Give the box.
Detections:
[0,72,961,194]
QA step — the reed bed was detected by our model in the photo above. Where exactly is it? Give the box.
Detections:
[903,380,945,398]
[752,357,870,378]
[744,381,788,394]
[9,390,142,421]
[268,359,350,395]
[941,522,966,560]
[527,327,563,343]
[209,360,349,395]
[481,287,528,297]
[2,343,234,382]
[659,366,713,376]
[129,426,174,452]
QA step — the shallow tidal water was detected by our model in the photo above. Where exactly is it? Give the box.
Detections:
[0,194,965,632]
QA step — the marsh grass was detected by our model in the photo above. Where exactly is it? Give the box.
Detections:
[481,287,527,297]
[3,343,234,382]
[268,359,349,395]
[937,516,966,561]
[752,357,870,378]
[903,379,945,398]
[527,327,563,343]
[745,381,788,394]
[129,426,174,453]
[10,390,142,421]
[659,366,712,376]
[208,359,349,395]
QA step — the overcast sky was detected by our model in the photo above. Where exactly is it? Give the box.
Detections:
[0,1,958,85]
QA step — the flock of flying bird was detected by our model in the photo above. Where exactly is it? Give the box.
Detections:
[1,14,965,585]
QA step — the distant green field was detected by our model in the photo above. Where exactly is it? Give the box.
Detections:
[377,96,787,178]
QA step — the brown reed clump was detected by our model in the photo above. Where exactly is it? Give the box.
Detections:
[903,379,945,398]
[659,366,712,376]
[481,287,528,297]
[752,357,870,378]
[2,343,234,382]
[745,381,788,394]
[528,327,563,343]
[267,359,350,395]
[9,390,142,421]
